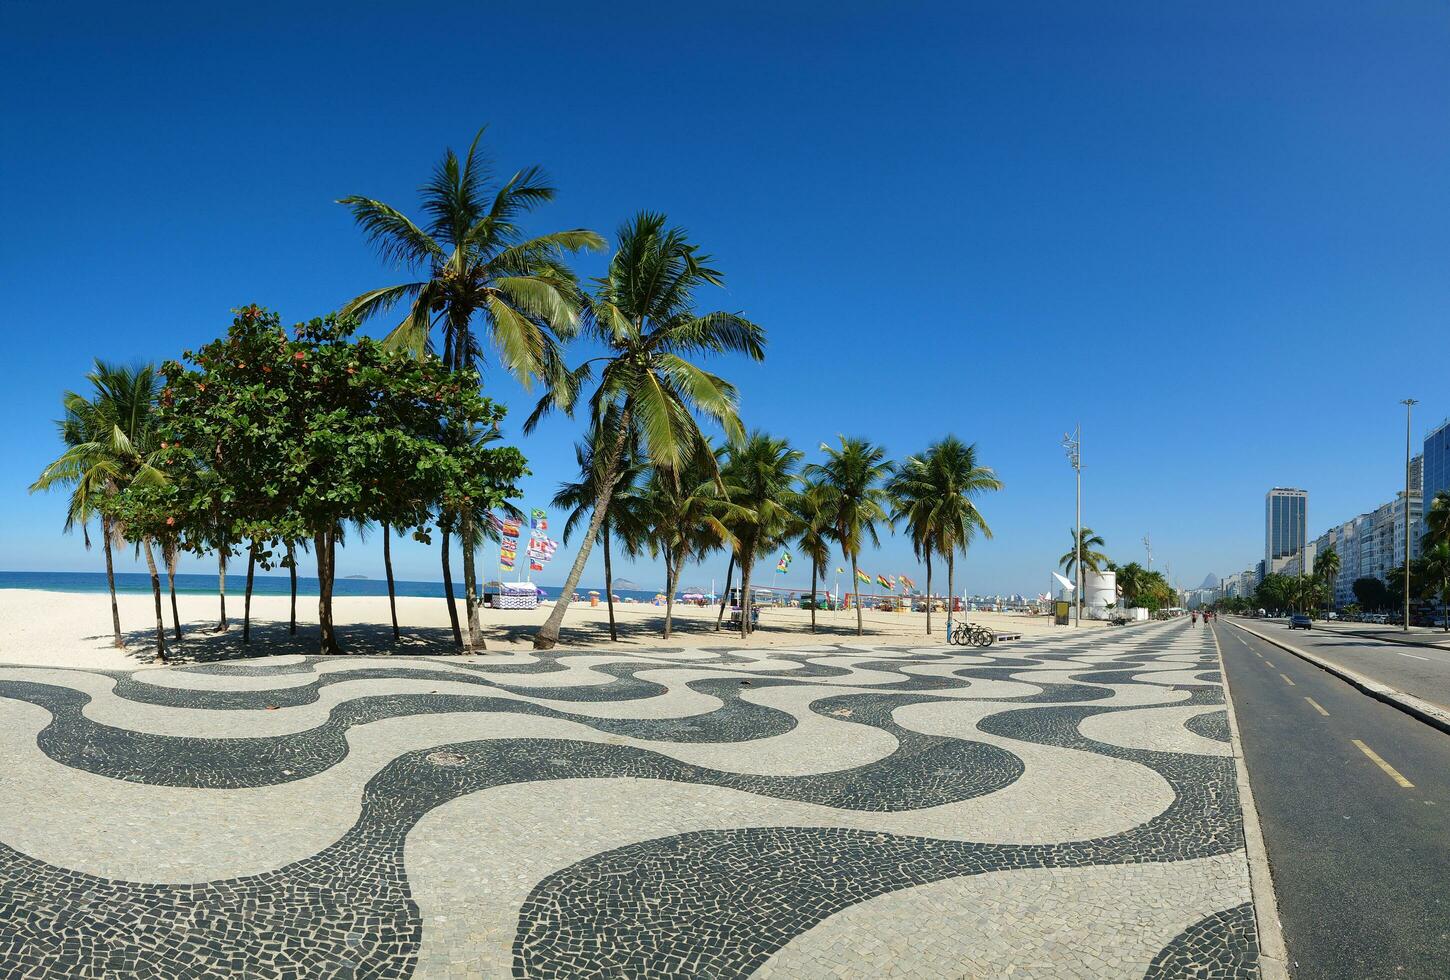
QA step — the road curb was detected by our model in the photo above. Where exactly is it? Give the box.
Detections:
[1312,624,1450,653]
[1211,624,1291,980]
[1229,620,1450,736]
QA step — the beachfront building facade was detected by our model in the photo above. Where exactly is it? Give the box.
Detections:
[1265,487,1308,573]
[1424,419,1449,540]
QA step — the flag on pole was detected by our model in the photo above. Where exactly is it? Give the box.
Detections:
[529,508,547,533]
[776,551,793,573]
[530,562,544,572]
[876,574,893,590]
[900,574,916,591]
[855,569,871,584]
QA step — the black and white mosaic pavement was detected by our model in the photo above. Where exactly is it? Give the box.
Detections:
[0,620,1260,977]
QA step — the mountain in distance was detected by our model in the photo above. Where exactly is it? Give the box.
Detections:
[1198,573,1219,589]
[612,578,641,592]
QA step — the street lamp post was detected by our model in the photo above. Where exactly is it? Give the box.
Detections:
[1062,426,1082,626]
[1402,398,1417,633]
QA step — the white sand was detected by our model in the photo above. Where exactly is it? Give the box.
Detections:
[0,587,1098,670]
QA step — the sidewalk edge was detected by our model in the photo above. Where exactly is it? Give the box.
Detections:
[1212,624,1291,980]
[1228,620,1450,736]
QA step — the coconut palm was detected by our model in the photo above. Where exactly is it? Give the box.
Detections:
[720,433,803,638]
[794,477,836,633]
[1315,547,1341,618]
[527,212,765,649]
[553,408,648,642]
[641,447,732,639]
[1060,527,1108,579]
[1416,541,1450,631]
[1424,490,1450,551]
[30,362,169,658]
[891,437,1001,635]
[804,437,894,636]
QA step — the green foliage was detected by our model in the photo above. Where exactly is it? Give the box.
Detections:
[1060,527,1108,577]
[1352,575,1390,611]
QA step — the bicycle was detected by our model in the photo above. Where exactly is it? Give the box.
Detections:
[950,622,995,647]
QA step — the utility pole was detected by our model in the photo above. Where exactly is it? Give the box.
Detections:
[1063,426,1083,626]
[1402,398,1417,632]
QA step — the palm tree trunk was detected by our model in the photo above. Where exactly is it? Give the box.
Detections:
[165,541,182,644]
[315,529,342,654]
[287,542,298,636]
[925,548,933,636]
[716,553,735,631]
[102,515,123,648]
[662,552,677,639]
[603,526,618,642]
[947,553,956,636]
[383,522,400,642]
[243,541,257,644]
[461,505,484,650]
[142,536,167,662]
[217,549,229,632]
[535,406,632,650]
[809,560,818,633]
[852,555,864,636]
[739,554,754,639]
[441,522,462,648]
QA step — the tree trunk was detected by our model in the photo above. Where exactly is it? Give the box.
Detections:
[810,560,818,633]
[142,536,168,662]
[535,406,632,650]
[947,553,956,638]
[716,553,735,631]
[287,541,298,636]
[441,522,462,648]
[925,548,933,635]
[217,549,229,632]
[166,541,182,644]
[100,515,124,647]
[383,523,400,642]
[461,505,484,650]
[603,526,618,642]
[243,541,257,644]
[852,555,863,636]
[662,552,676,639]
[315,530,342,654]
[739,552,754,640]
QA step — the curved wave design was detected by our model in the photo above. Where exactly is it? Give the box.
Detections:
[0,621,1260,977]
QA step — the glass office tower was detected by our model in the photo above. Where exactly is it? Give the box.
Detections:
[1265,488,1308,565]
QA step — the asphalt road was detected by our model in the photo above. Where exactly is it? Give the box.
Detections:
[1216,621,1450,978]
[1234,618,1450,713]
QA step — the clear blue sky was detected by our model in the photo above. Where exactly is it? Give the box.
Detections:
[2,0,1447,595]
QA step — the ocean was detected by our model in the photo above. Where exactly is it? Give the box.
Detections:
[0,570,676,604]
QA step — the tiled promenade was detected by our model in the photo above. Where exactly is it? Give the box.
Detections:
[0,620,1259,977]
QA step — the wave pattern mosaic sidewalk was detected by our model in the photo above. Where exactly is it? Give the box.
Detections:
[0,620,1258,978]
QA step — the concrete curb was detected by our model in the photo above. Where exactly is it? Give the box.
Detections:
[1211,624,1291,980]
[1312,624,1450,652]
[1229,620,1450,736]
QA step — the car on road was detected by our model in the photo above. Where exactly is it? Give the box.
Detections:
[1289,614,1312,630]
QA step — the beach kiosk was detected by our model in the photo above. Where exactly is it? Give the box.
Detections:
[492,581,540,610]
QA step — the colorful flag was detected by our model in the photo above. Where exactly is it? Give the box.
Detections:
[876,574,893,590]
[900,574,916,591]
[499,554,515,570]
[855,569,871,584]
[530,562,544,572]
[502,520,520,538]
[835,567,844,574]
[776,551,793,573]
[530,508,548,533]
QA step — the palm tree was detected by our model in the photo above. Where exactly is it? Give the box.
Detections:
[794,477,835,633]
[1424,490,1450,551]
[340,129,605,651]
[1114,561,1148,608]
[1416,541,1450,631]
[804,437,894,637]
[890,437,1000,635]
[30,362,169,658]
[720,433,803,638]
[1060,527,1108,580]
[642,447,732,639]
[553,410,648,642]
[527,212,765,649]
[1316,547,1341,618]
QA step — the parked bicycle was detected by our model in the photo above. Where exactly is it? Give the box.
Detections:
[950,621,995,647]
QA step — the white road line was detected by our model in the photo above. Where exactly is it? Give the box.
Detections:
[1394,652,1431,661]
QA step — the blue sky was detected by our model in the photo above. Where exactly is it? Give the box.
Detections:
[2,0,1447,595]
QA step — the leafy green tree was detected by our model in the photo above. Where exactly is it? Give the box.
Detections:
[793,477,836,632]
[160,307,526,653]
[31,362,168,656]
[804,436,894,637]
[1352,576,1389,612]
[720,433,803,638]
[527,212,765,650]
[1060,527,1108,579]
[1424,490,1450,551]
[642,446,732,638]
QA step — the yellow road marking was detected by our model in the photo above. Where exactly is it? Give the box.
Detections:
[1351,740,1415,788]
[1279,673,1295,686]
[1304,697,1329,716]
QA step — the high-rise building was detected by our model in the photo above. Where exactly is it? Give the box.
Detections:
[1265,487,1308,567]
[1424,418,1449,518]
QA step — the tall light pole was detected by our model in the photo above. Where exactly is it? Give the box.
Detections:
[1063,426,1082,626]
[1402,398,1417,632]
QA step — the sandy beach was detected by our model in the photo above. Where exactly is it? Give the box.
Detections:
[0,588,1100,670]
